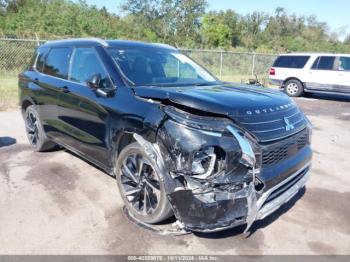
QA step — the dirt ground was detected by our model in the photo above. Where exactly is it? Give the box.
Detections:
[0,93,350,255]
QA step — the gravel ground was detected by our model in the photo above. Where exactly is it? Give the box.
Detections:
[0,93,350,255]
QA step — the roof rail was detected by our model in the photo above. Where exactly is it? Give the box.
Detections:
[45,37,109,47]
[87,37,109,47]
[153,42,177,50]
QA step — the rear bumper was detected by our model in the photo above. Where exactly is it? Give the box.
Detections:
[269,78,283,87]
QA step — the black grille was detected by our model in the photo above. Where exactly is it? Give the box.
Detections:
[297,133,308,150]
[262,129,309,166]
[262,143,291,165]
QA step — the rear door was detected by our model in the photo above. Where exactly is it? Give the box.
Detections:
[34,47,73,138]
[306,56,337,91]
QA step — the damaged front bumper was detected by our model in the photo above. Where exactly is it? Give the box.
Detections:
[167,164,310,233]
[134,107,312,233]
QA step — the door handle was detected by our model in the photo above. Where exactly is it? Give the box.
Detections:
[33,78,39,83]
[60,86,70,93]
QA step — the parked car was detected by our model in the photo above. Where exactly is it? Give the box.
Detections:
[269,53,350,97]
[19,38,312,233]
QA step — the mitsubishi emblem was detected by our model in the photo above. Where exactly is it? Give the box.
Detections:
[284,117,294,131]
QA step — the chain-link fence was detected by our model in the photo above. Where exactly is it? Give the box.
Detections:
[0,38,46,77]
[0,38,278,83]
[181,49,277,84]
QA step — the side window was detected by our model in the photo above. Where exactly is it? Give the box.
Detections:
[339,57,350,71]
[273,56,310,69]
[69,47,112,89]
[36,52,46,72]
[311,56,336,70]
[311,57,320,69]
[43,48,72,79]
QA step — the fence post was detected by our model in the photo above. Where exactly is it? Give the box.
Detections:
[219,51,223,80]
[251,52,256,77]
[35,33,40,46]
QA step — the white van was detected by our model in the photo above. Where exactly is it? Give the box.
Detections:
[269,53,350,97]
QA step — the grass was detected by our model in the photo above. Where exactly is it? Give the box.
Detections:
[0,75,18,111]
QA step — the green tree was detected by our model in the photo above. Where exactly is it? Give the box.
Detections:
[120,0,206,46]
[0,0,349,52]
[201,11,234,49]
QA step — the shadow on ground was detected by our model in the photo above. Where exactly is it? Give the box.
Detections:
[0,136,16,147]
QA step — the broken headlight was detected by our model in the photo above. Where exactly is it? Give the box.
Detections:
[160,106,256,180]
[190,146,227,179]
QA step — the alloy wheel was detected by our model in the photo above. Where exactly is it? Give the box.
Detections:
[26,111,39,146]
[120,153,161,216]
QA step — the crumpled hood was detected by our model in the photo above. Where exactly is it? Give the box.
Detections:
[134,83,306,142]
[133,83,292,117]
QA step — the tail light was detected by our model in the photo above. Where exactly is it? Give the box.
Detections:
[269,68,275,76]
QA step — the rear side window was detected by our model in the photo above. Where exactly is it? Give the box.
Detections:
[36,52,46,72]
[311,56,336,70]
[43,47,72,79]
[273,56,310,69]
[339,57,350,71]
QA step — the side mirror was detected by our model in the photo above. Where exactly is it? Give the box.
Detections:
[87,74,101,89]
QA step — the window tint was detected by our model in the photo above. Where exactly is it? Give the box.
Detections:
[273,56,310,68]
[69,47,112,89]
[43,48,72,78]
[339,57,350,71]
[312,56,335,70]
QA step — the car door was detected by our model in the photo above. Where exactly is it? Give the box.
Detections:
[34,47,73,138]
[333,56,350,93]
[55,47,113,167]
[306,56,337,92]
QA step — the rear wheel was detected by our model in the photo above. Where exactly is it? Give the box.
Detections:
[284,79,304,97]
[115,142,173,224]
[25,105,57,152]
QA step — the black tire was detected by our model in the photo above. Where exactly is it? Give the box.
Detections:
[115,142,173,224]
[25,105,57,152]
[284,79,304,97]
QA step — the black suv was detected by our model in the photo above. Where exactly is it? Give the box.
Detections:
[19,38,312,233]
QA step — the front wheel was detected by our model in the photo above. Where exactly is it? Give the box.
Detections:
[115,142,173,224]
[284,79,304,97]
[25,105,57,152]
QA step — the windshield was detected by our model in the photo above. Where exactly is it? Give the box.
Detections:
[108,48,219,86]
